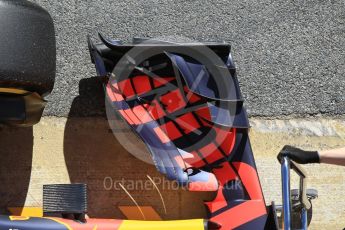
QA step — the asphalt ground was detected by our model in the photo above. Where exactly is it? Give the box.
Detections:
[32,0,345,117]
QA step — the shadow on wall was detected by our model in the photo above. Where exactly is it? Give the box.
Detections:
[0,126,33,214]
[63,77,215,220]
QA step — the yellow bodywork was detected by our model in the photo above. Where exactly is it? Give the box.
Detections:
[8,207,43,218]
[119,219,205,230]
[0,87,29,95]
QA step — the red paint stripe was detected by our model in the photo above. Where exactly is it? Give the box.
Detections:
[213,162,237,185]
[132,105,153,123]
[175,113,200,134]
[123,108,142,125]
[199,143,218,159]
[195,107,211,121]
[188,173,218,192]
[106,85,137,125]
[183,86,202,103]
[159,121,183,141]
[184,151,206,168]
[205,186,228,213]
[106,84,125,102]
[118,79,135,97]
[143,100,166,120]
[214,127,237,156]
[132,75,151,95]
[233,162,264,200]
[206,162,238,213]
[118,110,135,125]
[160,89,187,113]
[204,148,224,164]
[211,201,267,229]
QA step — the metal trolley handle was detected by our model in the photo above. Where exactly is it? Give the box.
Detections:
[281,157,311,230]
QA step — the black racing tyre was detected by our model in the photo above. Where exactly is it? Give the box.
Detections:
[0,0,56,96]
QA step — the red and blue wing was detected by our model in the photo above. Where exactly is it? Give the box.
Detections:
[89,35,268,229]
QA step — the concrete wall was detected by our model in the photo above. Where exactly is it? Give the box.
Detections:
[31,0,345,117]
[1,117,345,229]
